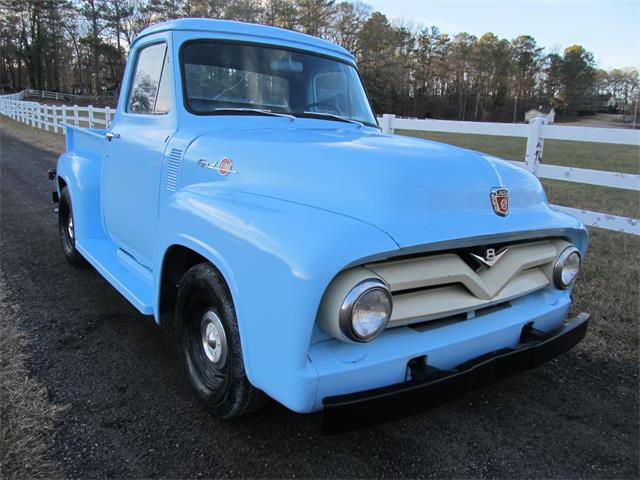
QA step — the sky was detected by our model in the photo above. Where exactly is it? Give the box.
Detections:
[358,0,640,70]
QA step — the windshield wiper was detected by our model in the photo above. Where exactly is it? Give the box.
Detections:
[294,111,364,127]
[210,108,294,120]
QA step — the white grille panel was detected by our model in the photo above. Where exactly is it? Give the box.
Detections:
[362,239,570,328]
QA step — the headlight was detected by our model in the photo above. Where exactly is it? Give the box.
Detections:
[553,246,581,289]
[339,279,392,342]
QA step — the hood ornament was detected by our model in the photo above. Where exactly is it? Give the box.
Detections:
[490,187,509,216]
[470,247,509,269]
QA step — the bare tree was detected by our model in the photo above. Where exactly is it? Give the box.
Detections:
[76,0,109,94]
[1,0,630,121]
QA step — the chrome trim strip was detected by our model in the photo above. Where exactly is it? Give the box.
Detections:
[342,228,581,269]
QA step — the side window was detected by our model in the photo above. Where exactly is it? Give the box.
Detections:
[154,53,172,114]
[127,43,172,114]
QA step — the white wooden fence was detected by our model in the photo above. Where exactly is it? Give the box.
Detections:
[0,91,638,234]
[381,114,640,235]
[23,88,116,105]
[0,91,113,133]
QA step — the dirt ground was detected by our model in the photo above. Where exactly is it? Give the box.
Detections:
[0,117,638,478]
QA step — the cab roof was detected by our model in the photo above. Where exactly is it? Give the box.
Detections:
[135,18,355,64]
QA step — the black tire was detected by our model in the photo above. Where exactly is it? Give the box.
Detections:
[176,263,267,418]
[58,187,87,268]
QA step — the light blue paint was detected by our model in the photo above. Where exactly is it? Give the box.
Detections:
[57,18,588,414]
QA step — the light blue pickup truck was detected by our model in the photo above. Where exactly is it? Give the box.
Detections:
[53,18,589,432]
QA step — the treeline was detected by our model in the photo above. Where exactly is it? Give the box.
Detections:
[1,0,638,121]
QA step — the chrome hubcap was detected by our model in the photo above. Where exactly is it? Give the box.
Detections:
[67,215,74,240]
[201,311,227,365]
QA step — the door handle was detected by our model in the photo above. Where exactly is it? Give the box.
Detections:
[105,132,120,141]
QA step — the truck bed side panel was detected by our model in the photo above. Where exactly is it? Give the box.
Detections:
[57,125,108,240]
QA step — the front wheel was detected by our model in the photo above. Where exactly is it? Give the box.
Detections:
[176,263,267,418]
[58,187,86,268]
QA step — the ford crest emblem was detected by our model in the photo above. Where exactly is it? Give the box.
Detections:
[490,187,509,216]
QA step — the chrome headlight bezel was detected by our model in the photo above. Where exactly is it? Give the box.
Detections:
[553,246,581,289]
[338,278,393,342]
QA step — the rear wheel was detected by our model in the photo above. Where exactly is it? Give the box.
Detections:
[58,187,86,268]
[176,263,266,418]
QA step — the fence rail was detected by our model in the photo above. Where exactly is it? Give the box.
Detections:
[0,92,637,235]
[23,88,115,106]
[382,114,639,235]
[0,91,113,133]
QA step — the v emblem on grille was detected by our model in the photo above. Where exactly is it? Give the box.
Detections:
[469,247,509,268]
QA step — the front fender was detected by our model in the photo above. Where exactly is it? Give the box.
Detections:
[154,186,398,412]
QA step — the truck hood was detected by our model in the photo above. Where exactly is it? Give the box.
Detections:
[181,121,571,248]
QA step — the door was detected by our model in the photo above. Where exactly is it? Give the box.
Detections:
[103,40,175,267]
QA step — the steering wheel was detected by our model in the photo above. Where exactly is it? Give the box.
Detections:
[301,102,342,116]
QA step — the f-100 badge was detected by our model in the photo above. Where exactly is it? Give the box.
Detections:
[197,157,237,175]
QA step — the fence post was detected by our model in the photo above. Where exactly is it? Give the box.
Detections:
[524,117,546,175]
[88,105,94,128]
[53,105,59,134]
[73,104,79,126]
[61,105,67,135]
[105,106,111,127]
[37,103,42,129]
[31,104,36,127]
[381,114,395,134]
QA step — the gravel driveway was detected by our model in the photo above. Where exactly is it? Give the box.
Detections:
[0,128,638,479]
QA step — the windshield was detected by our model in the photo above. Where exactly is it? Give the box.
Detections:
[181,41,377,127]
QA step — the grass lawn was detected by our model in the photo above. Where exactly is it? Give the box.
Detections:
[0,278,62,479]
[571,227,639,363]
[399,130,640,174]
[399,130,640,219]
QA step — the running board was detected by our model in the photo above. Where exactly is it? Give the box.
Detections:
[76,239,154,315]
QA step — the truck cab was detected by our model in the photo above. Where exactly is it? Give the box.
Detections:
[55,19,589,431]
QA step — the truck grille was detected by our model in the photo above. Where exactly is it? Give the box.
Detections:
[363,239,568,328]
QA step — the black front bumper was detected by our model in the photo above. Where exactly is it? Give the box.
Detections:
[321,313,590,434]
